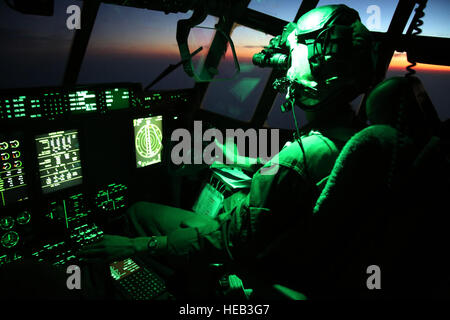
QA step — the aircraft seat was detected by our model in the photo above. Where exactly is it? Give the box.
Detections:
[301,76,449,298]
[196,76,449,300]
[365,76,441,147]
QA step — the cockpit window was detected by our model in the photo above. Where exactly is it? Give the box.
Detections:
[78,4,198,90]
[317,0,398,32]
[388,52,450,121]
[409,0,450,38]
[0,0,82,89]
[200,25,273,122]
[248,0,301,22]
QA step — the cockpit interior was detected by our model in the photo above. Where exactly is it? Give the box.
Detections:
[0,0,449,302]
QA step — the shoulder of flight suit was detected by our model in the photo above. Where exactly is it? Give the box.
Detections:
[266,131,341,184]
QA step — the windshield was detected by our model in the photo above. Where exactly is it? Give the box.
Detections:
[0,0,82,88]
[1,0,448,123]
[78,3,203,90]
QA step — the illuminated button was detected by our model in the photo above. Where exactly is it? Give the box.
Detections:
[1,153,10,161]
[9,140,19,148]
[2,162,12,170]
[13,160,22,168]
[11,151,20,158]
[0,142,8,150]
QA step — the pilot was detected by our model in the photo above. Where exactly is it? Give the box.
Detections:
[80,4,375,280]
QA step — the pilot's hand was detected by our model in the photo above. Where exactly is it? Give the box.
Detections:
[213,138,238,165]
[78,234,138,262]
[212,138,258,170]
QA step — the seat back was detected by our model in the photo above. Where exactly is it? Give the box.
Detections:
[303,76,448,299]
[217,76,447,299]
[365,76,441,147]
[302,125,415,298]
[365,76,450,298]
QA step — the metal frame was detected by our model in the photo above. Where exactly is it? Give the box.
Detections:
[356,0,417,122]
[63,0,101,86]
[375,0,417,83]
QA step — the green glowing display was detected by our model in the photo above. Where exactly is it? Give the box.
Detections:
[1,230,19,248]
[105,88,130,110]
[30,98,43,118]
[0,96,26,119]
[69,90,97,113]
[95,183,128,211]
[0,216,14,230]
[35,130,83,194]
[133,115,163,168]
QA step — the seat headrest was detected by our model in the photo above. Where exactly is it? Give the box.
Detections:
[365,76,440,145]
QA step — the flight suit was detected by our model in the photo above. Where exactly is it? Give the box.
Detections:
[126,119,357,264]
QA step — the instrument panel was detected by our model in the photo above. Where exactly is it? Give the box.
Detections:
[0,83,141,120]
[0,83,193,268]
[0,134,28,207]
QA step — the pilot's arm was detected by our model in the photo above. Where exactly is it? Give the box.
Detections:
[79,134,339,263]
[210,138,264,173]
[78,158,309,262]
[223,156,315,260]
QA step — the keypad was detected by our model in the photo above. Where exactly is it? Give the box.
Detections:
[118,267,166,300]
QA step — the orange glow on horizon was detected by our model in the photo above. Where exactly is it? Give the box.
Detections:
[89,43,181,58]
[231,49,450,72]
[88,46,450,73]
[389,52,450,73]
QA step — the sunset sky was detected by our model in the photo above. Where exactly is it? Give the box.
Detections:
[389,51,450,73]
[0,0,448,122]
[1,0,449,74]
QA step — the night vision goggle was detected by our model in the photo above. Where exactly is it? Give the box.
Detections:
[253,4,360,76]
[252,5,364,112]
